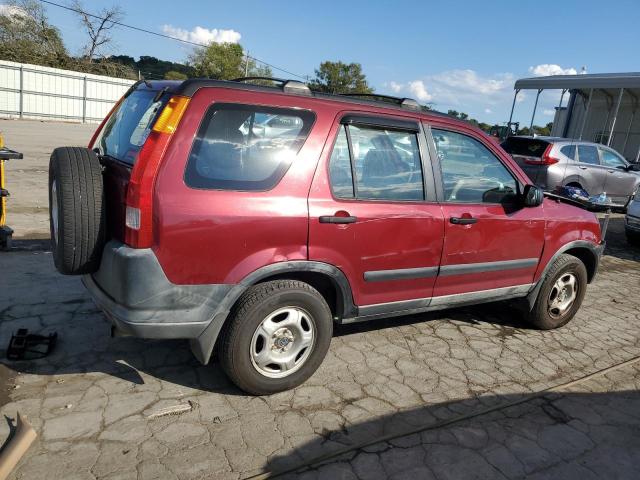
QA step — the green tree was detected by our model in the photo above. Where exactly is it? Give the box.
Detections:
[164,70,188,80]
[0,0,68,66]
[189,42,271,80]
[308,61,373,94]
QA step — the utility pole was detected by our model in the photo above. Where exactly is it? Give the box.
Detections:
[244,51,249,77]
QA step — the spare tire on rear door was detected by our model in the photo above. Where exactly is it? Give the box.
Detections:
[49,147,106,275]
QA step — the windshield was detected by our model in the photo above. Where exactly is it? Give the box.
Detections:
[97,89,167,165]
[501,137,550,158]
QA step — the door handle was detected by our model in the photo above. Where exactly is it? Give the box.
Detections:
[450,216,477,225]
[579,166,588,170]
[319,214,357,224]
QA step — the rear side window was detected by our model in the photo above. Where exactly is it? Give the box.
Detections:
[560,145,576,160]
[501,137,549,158]
[98,89,167,165]
[185,104,315,191]
[329,124,424,201]
[577,145,600,165]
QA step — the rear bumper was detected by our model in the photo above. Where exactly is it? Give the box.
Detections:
[83,240,233,362]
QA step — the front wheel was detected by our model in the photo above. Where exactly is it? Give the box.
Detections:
[526,254,587,330]
[219,280,333,395]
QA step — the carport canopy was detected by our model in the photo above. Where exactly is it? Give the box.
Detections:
[508,72,640,161]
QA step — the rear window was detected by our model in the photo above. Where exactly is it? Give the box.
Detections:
[501,137,549,158]
[184,104,315,191]
[97,88,167,165]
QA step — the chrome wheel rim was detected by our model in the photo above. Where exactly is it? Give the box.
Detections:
[548,273,578,318]
[51,180,59,245]
[250,306,316,378]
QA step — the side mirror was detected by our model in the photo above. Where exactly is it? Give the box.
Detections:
[523,184,544,207]
[627,163,640,172]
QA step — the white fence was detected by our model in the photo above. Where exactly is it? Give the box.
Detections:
[0,60,135,123]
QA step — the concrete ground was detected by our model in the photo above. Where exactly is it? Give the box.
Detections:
[0,119,639,479]
[0,119,95,239]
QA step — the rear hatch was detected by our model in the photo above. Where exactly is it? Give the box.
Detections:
[91,86,169,241]
[501,137,551,185]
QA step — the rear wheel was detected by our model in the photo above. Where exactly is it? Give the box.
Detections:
[220,280,333,395]
[49,147,105,275]
[526,254,587,330]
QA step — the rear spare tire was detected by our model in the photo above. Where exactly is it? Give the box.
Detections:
[49,147,105,275]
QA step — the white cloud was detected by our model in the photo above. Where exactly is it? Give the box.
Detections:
[407,80,433,102]
[388,81,403,94]
[162,25,241,45]
[529,64,577,76]
[385,70,513,109]
[543,109,556,116]
[484,108,493,114]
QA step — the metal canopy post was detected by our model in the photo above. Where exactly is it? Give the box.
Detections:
[558,89,567,109]
[530,89,542,131]
[622,91,638,154]
[578,89,593,140]
[508,89,519,125]
[607,88,624,146]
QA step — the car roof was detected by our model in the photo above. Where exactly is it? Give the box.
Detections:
[134,78,469,128]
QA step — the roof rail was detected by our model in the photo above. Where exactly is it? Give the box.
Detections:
[338,93,421,111]
[231,76,312,96]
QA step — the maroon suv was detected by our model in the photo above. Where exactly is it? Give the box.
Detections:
[48,78,604,394]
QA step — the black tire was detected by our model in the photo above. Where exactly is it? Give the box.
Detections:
[49,147,106,275]
[526,254,587,330]
[220,280,333,395]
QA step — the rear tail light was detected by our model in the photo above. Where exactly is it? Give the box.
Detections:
[125,95,190,248]
[524,145,559,165]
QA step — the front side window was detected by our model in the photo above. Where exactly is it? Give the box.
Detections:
[600,149,627,168]
[185,104,315,190]
[432,129,518,203]
[577,145,600,165]
[328,123,424,201]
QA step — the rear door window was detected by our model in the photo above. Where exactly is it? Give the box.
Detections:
[328,123,424,201]
[185,104,315,191]
[577,145,600,165]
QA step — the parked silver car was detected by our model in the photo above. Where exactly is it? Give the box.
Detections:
[625,192,640,245]
[501,136,640,209]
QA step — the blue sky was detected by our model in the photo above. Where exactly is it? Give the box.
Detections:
[35,0,640,125]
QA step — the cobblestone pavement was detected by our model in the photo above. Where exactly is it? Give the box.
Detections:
[0,220,638,479]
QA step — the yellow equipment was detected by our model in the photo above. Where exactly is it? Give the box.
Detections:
[0,132,23,250]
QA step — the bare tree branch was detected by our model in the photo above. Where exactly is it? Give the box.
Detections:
[71,1,123,61]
